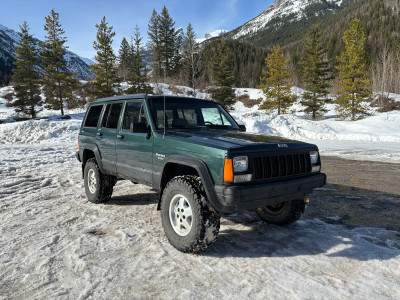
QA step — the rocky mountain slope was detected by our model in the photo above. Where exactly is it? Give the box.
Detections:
[0,23,93,83]
[226,0,356,48]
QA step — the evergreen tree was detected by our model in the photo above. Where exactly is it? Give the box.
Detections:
[182,23,200,95]
[147,9,162,79]
[301,24,331,119]
[259,44,296,115]
[118,37,131,82]
[126,25,153,94]
[40,9,78,115]
[172,28,183,75]
[158,6,178,78]
[148,6,179,80]
[91,16,120,99]
[210,39,235,109]
[335,18,371,120]
[11,21,42,118]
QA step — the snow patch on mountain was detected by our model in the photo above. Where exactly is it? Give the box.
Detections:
[0,23,93,79]
[197,29,228,44]
[232,0,344,40]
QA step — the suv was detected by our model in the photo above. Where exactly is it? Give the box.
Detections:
[76,95,326,253]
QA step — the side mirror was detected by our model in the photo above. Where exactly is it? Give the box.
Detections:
[238,124,246,132]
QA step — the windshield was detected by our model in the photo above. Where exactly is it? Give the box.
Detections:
[147,97,239,130]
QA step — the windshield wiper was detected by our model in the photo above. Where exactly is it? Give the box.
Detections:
[170,125,209,130]
[205,124,235,130]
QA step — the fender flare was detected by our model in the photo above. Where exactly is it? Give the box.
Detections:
[158,155,223,211]
[81,144,106,174]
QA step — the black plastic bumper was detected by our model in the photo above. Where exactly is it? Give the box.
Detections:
[76,151,81,162]
[214,173,326,212]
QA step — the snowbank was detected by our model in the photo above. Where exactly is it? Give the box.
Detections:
[0,117,82,144]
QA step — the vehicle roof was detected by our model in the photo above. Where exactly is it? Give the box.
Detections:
[92,94,216,104]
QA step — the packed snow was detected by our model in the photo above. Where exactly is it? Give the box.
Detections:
[1,84,400,298]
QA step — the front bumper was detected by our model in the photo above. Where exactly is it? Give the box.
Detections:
[214,173,326,212]
[76,151,81,162]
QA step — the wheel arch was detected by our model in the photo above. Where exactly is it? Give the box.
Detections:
[157,155,221,211]
[80,145,105,178]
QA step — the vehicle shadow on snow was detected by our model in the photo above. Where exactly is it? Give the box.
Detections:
[205,212,400,260]
[104,192,158,206]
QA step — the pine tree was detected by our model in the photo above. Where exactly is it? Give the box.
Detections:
[118,37,131,82]
[335,18,371,120]
[301,24,330,119]
[158,6,178,78]
[210,39,235,109]
[91,16,120,99]
[182,23,200,96]
[11,21,42,118]
[147,6,179,81]
[172,28,183,75]
[126,25,153,94]
[40,9,78,115]
[259,44,296,115]
[148,9,162,79]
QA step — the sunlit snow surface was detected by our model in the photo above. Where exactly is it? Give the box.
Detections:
[1,84,400,298]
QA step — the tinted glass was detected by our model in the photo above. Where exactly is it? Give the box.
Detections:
[101,104,111,128]
[101,103,122,129]
[84,105,103,127]
[122,101,148,133]
[148,97,238,130]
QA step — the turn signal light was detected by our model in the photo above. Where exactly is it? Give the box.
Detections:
[224,159,234,182]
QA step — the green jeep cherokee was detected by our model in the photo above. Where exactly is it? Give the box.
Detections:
[76,94,326,253]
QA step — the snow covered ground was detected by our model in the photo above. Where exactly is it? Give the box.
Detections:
[1,85,400,298]
[231,87,400,163]
[0,117,399,299]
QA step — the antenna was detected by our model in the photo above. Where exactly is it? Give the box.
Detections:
[163,94,166,137]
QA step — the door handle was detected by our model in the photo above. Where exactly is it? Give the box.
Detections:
[96,132,103,136]
[117,134,124,139]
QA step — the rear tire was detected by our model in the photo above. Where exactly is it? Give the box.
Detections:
[256,199,305,226]
[84,158,114,203]
[161,175,220,253]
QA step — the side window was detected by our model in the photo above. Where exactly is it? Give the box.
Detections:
[156,110,173,129]
[84,105,103,127]
[101,103,122,129]
[121,101,148,133]
[176,109,197,125]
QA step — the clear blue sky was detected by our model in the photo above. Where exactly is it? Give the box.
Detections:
[2,0,274,59]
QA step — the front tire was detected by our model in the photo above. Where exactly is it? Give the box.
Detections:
[161,176,220,253]
[256,199,305,226]
[84,158,114,203]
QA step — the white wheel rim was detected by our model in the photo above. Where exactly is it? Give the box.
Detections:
[88,169,97,194]
[169,194,193,236]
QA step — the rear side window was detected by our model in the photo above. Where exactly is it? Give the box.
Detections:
[121,101,148,133]
[84,105,103,128]
[101,103,123,129]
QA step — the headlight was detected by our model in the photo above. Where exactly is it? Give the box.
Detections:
[233,156,248,172]
[310,151,319,164]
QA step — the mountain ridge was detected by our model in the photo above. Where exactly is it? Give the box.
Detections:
[225,0,356,48]
[0,23,93,84]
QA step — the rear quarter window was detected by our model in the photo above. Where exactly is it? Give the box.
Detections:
[84,105,103,128]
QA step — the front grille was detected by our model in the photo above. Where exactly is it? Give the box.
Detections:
[253,153,311,180]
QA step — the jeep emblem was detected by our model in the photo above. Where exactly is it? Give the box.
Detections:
[277,144,288,148]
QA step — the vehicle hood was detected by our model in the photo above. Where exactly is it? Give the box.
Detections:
[165,130,318,152]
